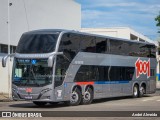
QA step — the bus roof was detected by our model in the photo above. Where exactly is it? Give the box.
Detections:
[23,29,156,46]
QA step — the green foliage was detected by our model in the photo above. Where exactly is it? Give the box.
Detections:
[155,15,160,27]
[155,14,160,33]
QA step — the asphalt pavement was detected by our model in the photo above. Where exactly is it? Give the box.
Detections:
[0,90,160,120]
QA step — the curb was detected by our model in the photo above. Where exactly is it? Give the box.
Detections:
[0,94,12,102]
[0,99,12,102]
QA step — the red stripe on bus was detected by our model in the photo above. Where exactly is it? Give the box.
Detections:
[76,82,94,85]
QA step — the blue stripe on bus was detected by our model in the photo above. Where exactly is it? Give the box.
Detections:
[94,81,129,84]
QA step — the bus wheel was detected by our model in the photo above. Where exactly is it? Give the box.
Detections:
[81,87,93,105]
[69,88,82,106]
[139,85,146,97]
[132,85,139,98]
[33,101,47,106]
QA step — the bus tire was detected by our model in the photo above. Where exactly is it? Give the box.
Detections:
[68,88,82,106]
[139,85,146,97]
[33,101,47,106]
[81,87,93,105]
[132,84,139,98]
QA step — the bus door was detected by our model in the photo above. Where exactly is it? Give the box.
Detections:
[54,56,69,100]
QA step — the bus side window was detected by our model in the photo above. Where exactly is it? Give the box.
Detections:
[80,36,96,53]
[74,65,97,82]
[96,37,107,53]
[125,67,135,80]
[95,66,109,81]
[59,33,81,61]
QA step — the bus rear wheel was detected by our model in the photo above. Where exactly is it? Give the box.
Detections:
[81,87,93,105]
[33,101,47,106]
[139,85,146,97]
[132,85,139,98]
[68,88,82,106]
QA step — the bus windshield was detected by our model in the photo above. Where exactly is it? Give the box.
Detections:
[16,33,59,53]
[12,58,52,87]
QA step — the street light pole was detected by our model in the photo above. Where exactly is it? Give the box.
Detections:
[7,0,11,99]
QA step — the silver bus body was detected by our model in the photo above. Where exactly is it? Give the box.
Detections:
[6,29,156,104]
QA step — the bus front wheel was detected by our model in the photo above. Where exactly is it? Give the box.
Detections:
[68,88,82,106]
[81,87,93,105]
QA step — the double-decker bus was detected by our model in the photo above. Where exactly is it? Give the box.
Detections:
[2,29,157,106]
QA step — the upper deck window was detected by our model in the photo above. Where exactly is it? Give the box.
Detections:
[16,33,59,53]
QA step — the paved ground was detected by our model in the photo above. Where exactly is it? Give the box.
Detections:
[0,95,160,111]
[0,91,160,120]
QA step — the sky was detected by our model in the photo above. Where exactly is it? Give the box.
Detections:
[76,0,160,40]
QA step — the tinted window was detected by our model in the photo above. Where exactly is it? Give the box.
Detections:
[129,43,149,57]
[96,37,108,53]
[97,66,109,81]
[59,33,81,61]
[129,43,156,58]
[110,39,124,55]
[74,66,96,82]
[16,33,59,53]
[75,65,134,82]
[110,66,134,81]
[110,40,132,56]
[110,66,121,80]
[125,67,135,80]
[80,35,96,53]
[109,39,156,58]
[1,44,8,53]
[59,33,156,58]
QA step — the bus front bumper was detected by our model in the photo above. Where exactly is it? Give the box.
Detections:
[12,87,56,102]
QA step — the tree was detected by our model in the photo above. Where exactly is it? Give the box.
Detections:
[155,13,160,50]
[155,13,160,33]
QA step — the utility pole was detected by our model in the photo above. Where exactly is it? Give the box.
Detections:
[7,0,12,99]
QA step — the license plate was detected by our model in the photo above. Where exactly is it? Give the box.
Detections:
[24,96,33,100]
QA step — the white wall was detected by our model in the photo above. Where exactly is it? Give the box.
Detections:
[0,0,81,46]
[0,59,12,94]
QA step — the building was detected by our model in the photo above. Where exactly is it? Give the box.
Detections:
[0,0,80,52]
[0,0,81,95]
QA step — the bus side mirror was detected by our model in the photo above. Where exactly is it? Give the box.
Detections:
[2,55,9,67]
[48,55,55,67]
[2,54,15,67]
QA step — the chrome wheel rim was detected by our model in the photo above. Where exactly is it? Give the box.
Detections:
[70,91,79,103]
[140,87,145,94]
[134,86,138,96]
[84,91,91,101]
